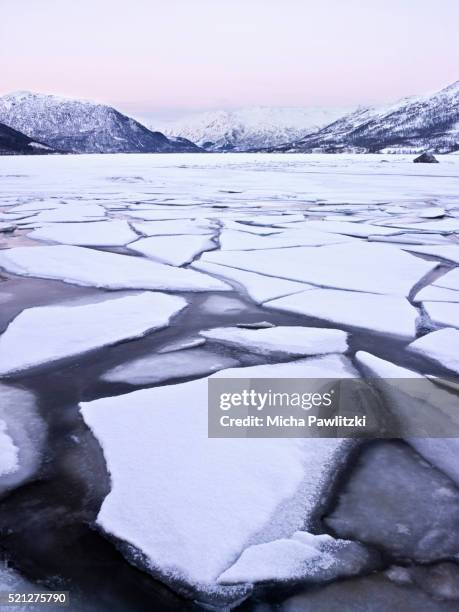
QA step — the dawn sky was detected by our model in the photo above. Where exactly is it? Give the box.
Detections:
[1,0,458,116]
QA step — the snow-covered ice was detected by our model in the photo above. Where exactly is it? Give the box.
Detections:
[131,219,216,236]
[0,245,230,292]
[202,243,437,296]
[414,285,459,303]
[0,384,46,496]
[80,356,357,600]
[192,260,309,303]
[101,348,239,385]
[266,289,419,339]
[218,228,352,250]
[282,219,401,238]
[28,220,138,246]
[0,293,187,376]
[401,244,459,265]
[423,301,459,329]
[218,532,371,585]
[200,326,348,357]
[408,328,459,374]
[128,234,215,266]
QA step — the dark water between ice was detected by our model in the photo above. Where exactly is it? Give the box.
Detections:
[0,267,458,611]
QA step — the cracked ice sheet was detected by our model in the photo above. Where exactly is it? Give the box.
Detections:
[128,235,216,266]
[0,384,46,496]
[0,293,187,377]
[80,356,357,599]
[408,328,459,375]
[201,243,437,296]
[414,286,459,303]
[400,244,459,265]
[199,326,348,357]
[266,289,418,340]
[0,245,230,292]
[33,204,106,223]
[191,260,310,303]
[275,219,402,238]
[355,351,459,486]
[218,228,353,250]
[131,219,216,236]
[429,267,459,292]
[101,348,239,385]
[423,301,459,330]
[28,220,138,246]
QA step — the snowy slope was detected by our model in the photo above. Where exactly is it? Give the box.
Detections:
[156,106,351,151]
[279,80,459,154]
[0,92,201,154]
[0,121,55,155]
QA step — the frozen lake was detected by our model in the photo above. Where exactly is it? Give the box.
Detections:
[1,153,459,610]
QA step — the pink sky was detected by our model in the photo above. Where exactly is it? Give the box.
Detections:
[1,0,458,115]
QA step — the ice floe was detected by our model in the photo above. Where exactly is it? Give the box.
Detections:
[128,235,216,266]
[200,326,348,357]
[266,289,419,339]
[202,243,437,296]
[131,219,216,236]
[0,384,46,496]
[218,532,372,585]
[101,348,239,385]
[413,285,459,303]
[423,301,459,329]
[218,228,351,250]
[80,356,357,602]
[281,219,401,238]
[401,244,459,264]
[0,245,230,291]
[28,220,138,246]
[192,260,309,303]
[0,293,187,376]
[408,328,459,374]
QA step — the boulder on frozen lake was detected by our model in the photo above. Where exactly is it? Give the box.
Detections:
[413,153,439,164]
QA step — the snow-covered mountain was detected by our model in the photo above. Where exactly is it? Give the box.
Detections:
[156,106,351,151]
[0,92,202,154]
[276,80,459,154]
[0,121,55,155]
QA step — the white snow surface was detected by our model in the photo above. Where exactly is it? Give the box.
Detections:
[131,219,216,236]
[28,220,138,246]
[192,260,310,303]
[408,328,459,375]
[128,234,215,266]
[0,293,187,376]
[0,245,230,292]
[423,301,459,329]
[80,356,357,594]
[200,326,348,356]
[202,243,436,296]
[266,289,419,339]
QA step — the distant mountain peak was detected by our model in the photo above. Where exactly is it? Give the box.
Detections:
[155,106,354,151]
[0,91,201,154]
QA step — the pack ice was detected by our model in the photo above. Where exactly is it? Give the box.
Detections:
[80,356,360,604]
[0,245,230,292]
[201,243,437,296]
[0,293,186,376]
